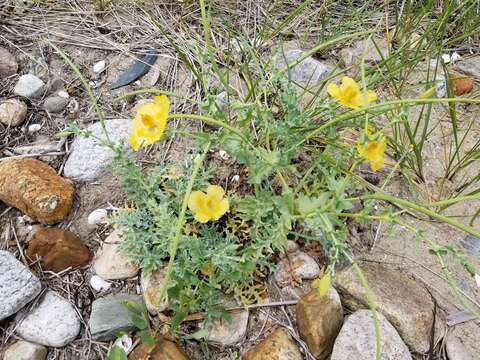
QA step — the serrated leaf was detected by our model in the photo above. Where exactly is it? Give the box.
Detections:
[140,329,156,346]
[131,313,147,330]
[106,346,127,360]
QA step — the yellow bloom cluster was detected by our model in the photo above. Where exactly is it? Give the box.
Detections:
[327,76,377,109]
[188,185,229,223]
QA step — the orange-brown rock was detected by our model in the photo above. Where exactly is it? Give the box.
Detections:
[243,328,302,360]
[129,336,189,360]
[451,77,474,96]
[26,228,91,272]
[296,288,344,360]
[0,46,18,78]
[0,159,74,224]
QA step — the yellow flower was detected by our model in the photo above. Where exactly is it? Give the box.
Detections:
[188,185,229,223]
[357,134,387,172]
[129,95,170,151]
[327,76,377,109]
[315,274,331,298]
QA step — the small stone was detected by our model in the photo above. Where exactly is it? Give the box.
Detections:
[296,287,343,359]
[89,293,142,341]
[340,38,389,67]
[446,335,473,360]
[0,99,28,126]
[14,74,45,99]
[0,159,74,224]
[26,228,91,273]
[16,290,80,347]
[204,299,249,346]
[331,310,412,360]
[274,251,320,285]
[43,96,68,113]
[129,336,189,360]
[114,334,133,353]
[63,118,131,182]
[57,90,70,99]
[90,275,112,292]
[141,268,168,314]
[243,328,302,360]
[93,230,139,280]
[0,46,18,77]
[87,208,108,225]
[335,263,439,353]
[14,140,61,155]
[276,49,330,86]
[451,77,474,96]
[27,123,42,134]
[4,340,47,360]
[0,251,41,320]
[93,60,107,74]
[454,56,480,80]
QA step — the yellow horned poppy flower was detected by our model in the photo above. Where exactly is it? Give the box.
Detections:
[188,185,229,223]
[129,95,170,151]
[357,135,387,172]
[327,76,377,109]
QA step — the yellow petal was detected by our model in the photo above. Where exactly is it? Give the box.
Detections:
[366,90,377,103]
[194,210,211,223]
[206,185,225,202]
[129,129,142,151]
[188,191,207,212]
[154,95,170,110]
[212,198,229,220]
[327,83,341,99]
[370,156,385,171]
[341,76,360,93]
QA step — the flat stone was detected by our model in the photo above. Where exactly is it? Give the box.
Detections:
[0,251,41,320]
[26,228,91,273]
[335,263,439,353]
[276,49,330,86]
[0,159,74,224]
[129,335,189,360]
[16,290,80,347]
[340,38,389,67]
[446,335,474,360]
[4,340,47,360]
[43,96,68,113]
[93,230,139,280]
[331,310,412,360]
[14,74,45,99]
[243,328,302,360]
[14,140,61,155]
[296,287,343,359]
[454,55,480,80]
[63,118,131,182]
[0,46,18,77]
[0,99,28,126]
[89,293,142,341]
[274,251,320,285]
[140,268,168,314]
[204,299,249,346]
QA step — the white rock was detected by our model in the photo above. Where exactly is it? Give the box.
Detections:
[0,99,28,126]
[63,119,131,182]
[0,251,41,320]
[90,275,112,292]
[15,290,80,347]
[14,74,45,99]
[87,208,108,225]
[140,268,168,314]
[446,335,473,360]
[4,340,47,360]
[331,310,412,360]
[274,251,320,285]
[276,49,330,86]
[93,60,106,74]
[27,123,42,134]
[93,230,139,280]
[57,90,70,99]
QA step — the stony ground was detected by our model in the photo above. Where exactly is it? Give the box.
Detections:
[1,1,480,360]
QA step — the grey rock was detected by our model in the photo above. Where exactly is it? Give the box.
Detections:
[16,290,80,347]
[141,267,168,314]
[0,46,18,77]
[340,38,389,67]
[274,251,320,285]
[276,49,330,86]
[454,56,480,80]
[43,96,68,113]
[89,293,142,341]
[14,74,46,99]
[0,251,41,320]
[63,118,131,182]
[14,139,61,155]
[4,340,47,360]
[446,335,473,360]
[331,310,412,360]
[0,99,28,126]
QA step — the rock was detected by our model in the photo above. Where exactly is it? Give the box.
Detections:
[129,336,189,360]
[26,228,91,273]
[14,74,46,99]
[16,290,80,347]
[0,46,18,77]
[89,293,142,341]
[14,139,61,155]
[43,96,68,113]
[93,230,139,280]
[331,310,412,360]
[446,335,473,360]
[274,251,320,285]
[4,340,47,360]
[243,328,302,360]
[63,118,131,182]
[340,38,389,67]
[87,208,108,225]
[296,287,343,359]
[0,99,28,126]
[90,275,112,292]
[93,60,106,74]
[140,268,168,314]
[335,263,438,353]
[276,49,330,86]
[451,77,474,96]
[204,300,249,346]
[0,159,74,224]
[0,251,41,320]
[454,56,480,80]
[29,56,49,81]
[27,123,42,134]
